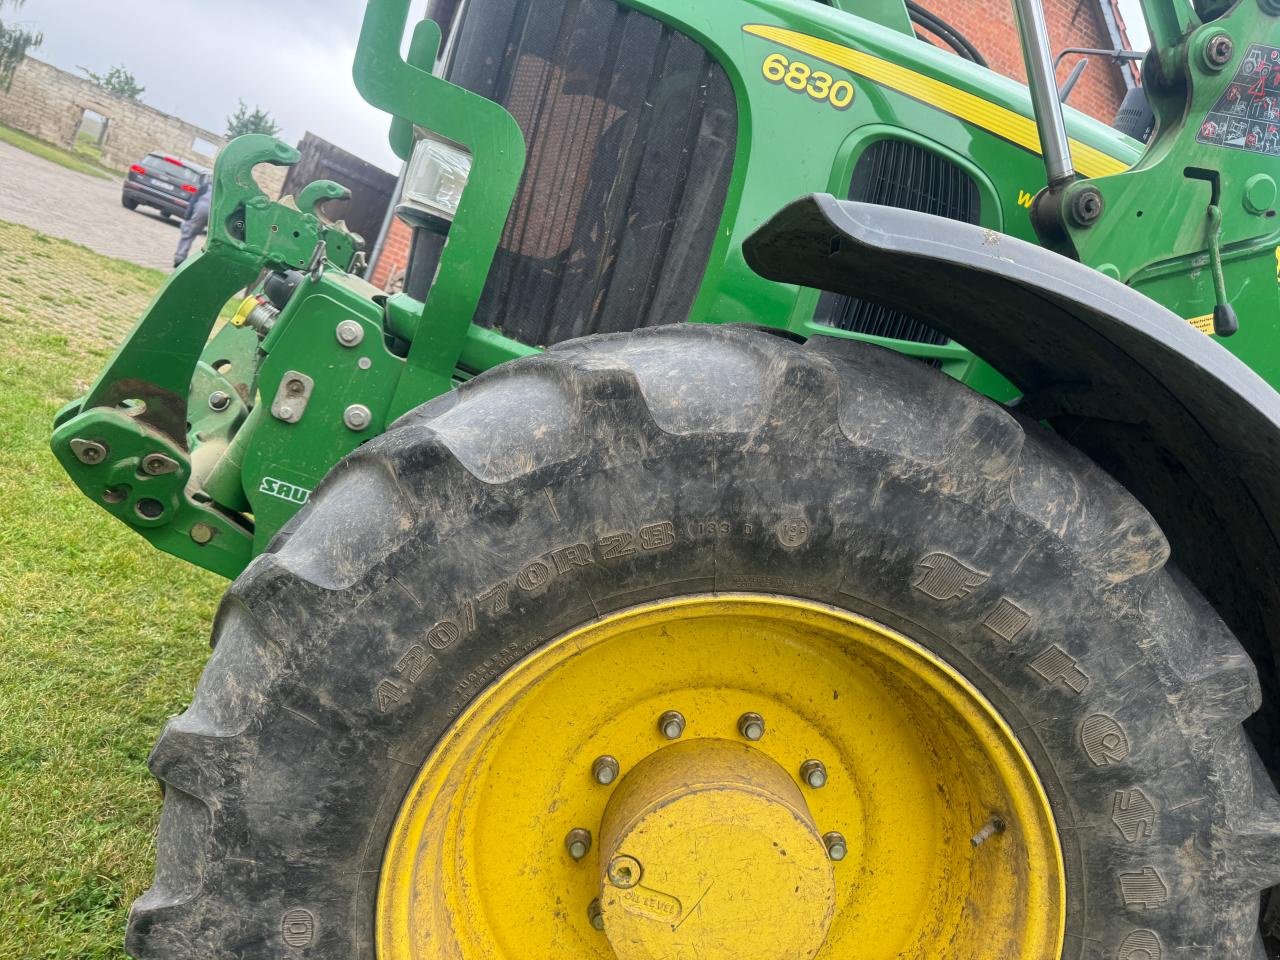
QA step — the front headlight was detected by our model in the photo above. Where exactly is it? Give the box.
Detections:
[398,133,472,226]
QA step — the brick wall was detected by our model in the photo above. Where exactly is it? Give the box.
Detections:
[0,57,286,198]
[370,216,411,291]
[925,0,1129,123]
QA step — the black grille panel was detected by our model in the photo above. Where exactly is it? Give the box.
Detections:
[444,0,737,347]
[814,139,980,345]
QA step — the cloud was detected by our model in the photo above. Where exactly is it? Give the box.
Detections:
[25,0,427,171]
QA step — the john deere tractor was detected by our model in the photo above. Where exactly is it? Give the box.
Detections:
[49,0,1280,955]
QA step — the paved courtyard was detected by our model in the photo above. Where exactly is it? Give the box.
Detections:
[0,139,184,272]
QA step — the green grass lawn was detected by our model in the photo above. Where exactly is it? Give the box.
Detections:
[0,124,118,181]
[0,220,223,958]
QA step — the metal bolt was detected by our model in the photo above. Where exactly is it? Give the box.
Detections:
[190,522,215,545]
[565,828,592,861]
[738,712,765,742]
[141,453,180,476]
[357,356,372,370]
[823,831,847,862]
[587,898,604,931]
[335,319,364,347]
[277,405,295,420]
[286,377,306,395]
[343,404,372,431]
[971,816,1007,847]
[658,710,686,740]
[800,759,828,789]
[1067,186,1104,227]
[1205,32,1234,69]
[592,755,620,785]
[607,855,642,889]
[208,390,231,412]
[71,438,108,465]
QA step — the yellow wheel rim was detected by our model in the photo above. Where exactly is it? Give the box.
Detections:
[378,595,1066,960]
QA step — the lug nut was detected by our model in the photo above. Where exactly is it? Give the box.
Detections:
[738,712,765,742]
[335,319,364,347]
[658,710,686,740]
[565,828,592,861]
[208,390,231,412]
[823,831,847,862]
[343,403,372,431]
[588,898,604,931]
[592,755,620,786]
[800,759,828,789]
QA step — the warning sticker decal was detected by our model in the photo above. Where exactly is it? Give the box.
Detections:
[1196,44,1280,156]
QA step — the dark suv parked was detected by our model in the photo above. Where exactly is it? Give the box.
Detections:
[121,153,209,220]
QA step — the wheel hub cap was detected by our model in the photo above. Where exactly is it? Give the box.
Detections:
[598,738,835,960]
[377,595,1065,960]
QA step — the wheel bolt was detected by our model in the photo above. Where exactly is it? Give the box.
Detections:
[588,898,604,931]
[658,710,686,740]
[565,828,592,861]
[800,759,828,789]
[823,831,847,862]
[592,755,620,785]
[738,712,765,742]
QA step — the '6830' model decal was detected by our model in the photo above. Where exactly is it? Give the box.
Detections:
[761,52,855,110]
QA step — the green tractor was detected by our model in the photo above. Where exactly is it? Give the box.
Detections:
[50,0,1280,955]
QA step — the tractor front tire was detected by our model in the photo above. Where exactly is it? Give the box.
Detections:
[127,326,1280,959]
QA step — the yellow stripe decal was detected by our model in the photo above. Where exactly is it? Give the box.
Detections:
[743,23,1129,180]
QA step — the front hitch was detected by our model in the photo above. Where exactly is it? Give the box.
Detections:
[51,134,363,577]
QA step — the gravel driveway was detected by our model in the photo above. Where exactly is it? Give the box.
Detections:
[0,139,186,272]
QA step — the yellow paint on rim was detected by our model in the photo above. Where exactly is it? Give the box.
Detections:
[597,738,837,960]
[743,23,1130,180]
[377,595,1065,960]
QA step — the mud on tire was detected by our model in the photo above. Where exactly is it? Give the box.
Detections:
[127,325,1280,958]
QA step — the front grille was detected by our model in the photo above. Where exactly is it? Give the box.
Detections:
[814,139,980,346]
[443,0,738,347]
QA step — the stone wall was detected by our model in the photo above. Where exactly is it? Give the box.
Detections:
[0,57,286,198]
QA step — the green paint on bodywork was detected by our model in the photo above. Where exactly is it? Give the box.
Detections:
[48,0,1280,578]
[1060,1,1280,386]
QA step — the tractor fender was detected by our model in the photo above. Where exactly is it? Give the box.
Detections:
[745,194,1280,735]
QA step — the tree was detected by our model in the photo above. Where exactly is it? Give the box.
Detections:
[0,0,42,92]
[225,100,281,138]
[78,64,145,100]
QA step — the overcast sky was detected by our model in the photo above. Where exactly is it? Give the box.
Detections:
[18,0,428,173]
[17,0,1151,175]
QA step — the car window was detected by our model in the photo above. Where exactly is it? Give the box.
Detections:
[142,153,201,184]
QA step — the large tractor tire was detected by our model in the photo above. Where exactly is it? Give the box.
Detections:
[128,326,1280,959]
